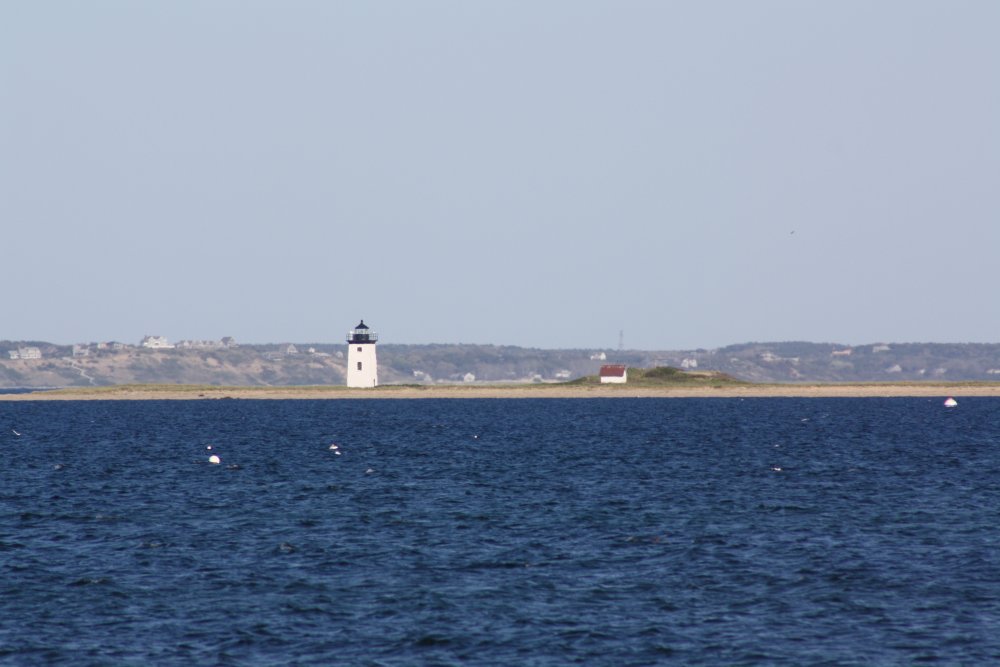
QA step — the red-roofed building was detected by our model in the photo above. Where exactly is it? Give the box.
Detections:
[599,364,627,384]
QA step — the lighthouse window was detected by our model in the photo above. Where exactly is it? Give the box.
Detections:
[357,347,362,352]
[357,362,363,371]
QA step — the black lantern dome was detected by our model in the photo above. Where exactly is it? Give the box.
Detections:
[347,320,378,344]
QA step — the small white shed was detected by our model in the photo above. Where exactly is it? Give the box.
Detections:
[599,365,627,384]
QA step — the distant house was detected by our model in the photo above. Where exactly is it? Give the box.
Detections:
[831,348,853,357]
[600,364,627,384]
[140,336,174,349]
[72,344,90,357]
[680,358,698,369]
[463,372,476,383]
[284,344,299,355]
[590,352,607,361]
[176,339,223,349]
[760,351,800,364]
[9,346,42,360]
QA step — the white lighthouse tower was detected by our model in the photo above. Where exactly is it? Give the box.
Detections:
[346,320,378,388]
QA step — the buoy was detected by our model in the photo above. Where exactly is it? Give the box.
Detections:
[206,445,213,450]
[944,397,958,408]
[208,454,221,464]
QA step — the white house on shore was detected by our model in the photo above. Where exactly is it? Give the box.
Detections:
[600,364,628,384]
[140,335,174,349]
[8,346,42,360]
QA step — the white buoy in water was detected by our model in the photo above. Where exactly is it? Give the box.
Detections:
[944,397,958,408]
[208,454,221,464]
[207,445,213,450]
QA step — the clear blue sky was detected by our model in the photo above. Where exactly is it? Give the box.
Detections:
[3,1,998,349]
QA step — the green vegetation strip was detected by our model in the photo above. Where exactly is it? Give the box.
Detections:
[567,366,749,387]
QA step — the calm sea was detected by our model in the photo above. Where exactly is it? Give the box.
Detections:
[2,398,1000,665]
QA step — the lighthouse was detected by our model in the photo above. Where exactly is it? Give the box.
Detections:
[346,320,378,388]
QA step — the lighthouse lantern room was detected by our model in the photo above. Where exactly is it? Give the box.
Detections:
[346,320,378,388]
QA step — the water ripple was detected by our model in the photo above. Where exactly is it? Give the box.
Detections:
[3,397,1000,664]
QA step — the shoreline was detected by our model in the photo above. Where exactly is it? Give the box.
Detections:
[3,383,1000,400]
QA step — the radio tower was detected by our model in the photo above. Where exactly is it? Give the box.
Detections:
[618,330,624,351]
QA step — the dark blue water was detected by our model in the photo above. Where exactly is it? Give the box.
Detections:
[2,398,1000,665]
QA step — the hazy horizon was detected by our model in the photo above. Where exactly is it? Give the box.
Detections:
[7,332,1000,352]
[3,2,998,349]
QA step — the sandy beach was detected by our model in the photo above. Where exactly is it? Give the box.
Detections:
[3,383,1000,400]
